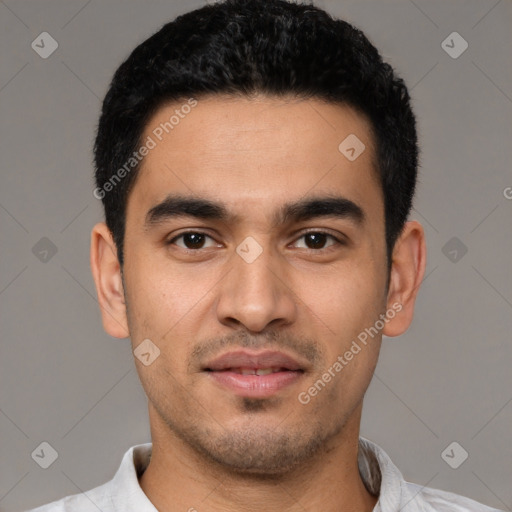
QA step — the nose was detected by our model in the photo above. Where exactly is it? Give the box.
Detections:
[215,242,298,333]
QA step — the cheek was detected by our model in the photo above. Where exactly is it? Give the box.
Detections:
[125,257,215,372]
[126,254,204,333]
[297,258,384,388]
[298,258,383,336]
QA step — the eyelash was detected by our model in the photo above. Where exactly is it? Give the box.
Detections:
[166,230,345,254]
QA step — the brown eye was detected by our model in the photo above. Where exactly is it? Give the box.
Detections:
[168,232,218,250]
[305,233,329,249]
[293,232,341,251]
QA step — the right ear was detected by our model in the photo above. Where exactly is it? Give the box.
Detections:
[90,222,130,338]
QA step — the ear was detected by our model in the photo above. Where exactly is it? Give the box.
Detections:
[90,222,130,338]
[383,220,426,337]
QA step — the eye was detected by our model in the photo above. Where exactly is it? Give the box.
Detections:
[168,231,219,250]
[292,231,342,251]
[167,230,344,253]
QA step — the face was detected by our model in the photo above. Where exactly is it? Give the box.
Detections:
[96,95,412,474]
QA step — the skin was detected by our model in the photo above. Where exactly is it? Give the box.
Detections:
[90,95,426,512]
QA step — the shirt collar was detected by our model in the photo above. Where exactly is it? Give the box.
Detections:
[108,442,156,511]
[108,437,424,512]
[358,436,425,512]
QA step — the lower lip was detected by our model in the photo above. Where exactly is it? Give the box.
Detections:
[206,370,303,398]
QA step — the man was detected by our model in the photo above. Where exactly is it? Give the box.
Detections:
[28,0,503,510]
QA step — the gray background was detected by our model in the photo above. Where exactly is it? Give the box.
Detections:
[1,0,511,510]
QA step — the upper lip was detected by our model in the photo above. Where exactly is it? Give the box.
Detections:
[203,350,305,372]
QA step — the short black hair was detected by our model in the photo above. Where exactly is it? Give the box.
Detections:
[94,0,418,272]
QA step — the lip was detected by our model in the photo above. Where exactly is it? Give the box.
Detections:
[203,350,306,399]
[204,349,305,372]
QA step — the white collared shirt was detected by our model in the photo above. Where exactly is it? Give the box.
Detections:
[26,437,504,511]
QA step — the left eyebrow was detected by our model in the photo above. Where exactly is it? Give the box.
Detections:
[276,195,365,228]
[144,193,366,230]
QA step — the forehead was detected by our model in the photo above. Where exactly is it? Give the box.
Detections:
[127,95,382,227]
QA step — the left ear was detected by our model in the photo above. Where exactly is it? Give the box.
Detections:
[383,220,426,337]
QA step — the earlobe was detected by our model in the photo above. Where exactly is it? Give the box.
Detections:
[90,222,130,338]
[382,220,426,338]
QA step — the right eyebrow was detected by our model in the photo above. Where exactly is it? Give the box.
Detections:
[145,195,236,229]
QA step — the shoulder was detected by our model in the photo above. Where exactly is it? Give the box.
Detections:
[23,443,152,512]
[24,480,112,512]
[406,481,505,512]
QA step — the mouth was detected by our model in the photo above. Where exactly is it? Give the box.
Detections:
[216,367,297,375]
[203,350,306,398]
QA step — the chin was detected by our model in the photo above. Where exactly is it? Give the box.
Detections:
[184,423,328,476]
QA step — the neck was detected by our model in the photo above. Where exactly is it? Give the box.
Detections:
[139,403,378,512]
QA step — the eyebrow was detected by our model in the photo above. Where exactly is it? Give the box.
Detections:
[144,193,365,230]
